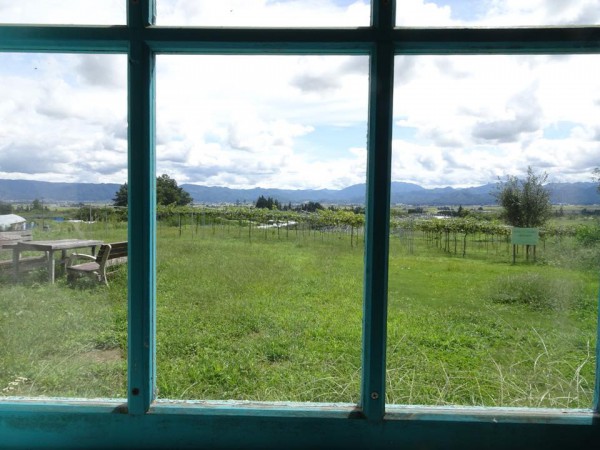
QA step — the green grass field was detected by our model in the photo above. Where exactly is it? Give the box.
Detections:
[0,219,597,409]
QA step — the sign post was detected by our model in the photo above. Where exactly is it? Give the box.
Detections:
[511,227,539,263]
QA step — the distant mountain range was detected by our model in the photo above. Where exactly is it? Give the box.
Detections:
[0,179,598,206]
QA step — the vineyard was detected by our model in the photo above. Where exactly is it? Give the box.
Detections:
[27,203,599,265]
[151,205,595,262]
[392,217,590,259]
[156,204,366,247]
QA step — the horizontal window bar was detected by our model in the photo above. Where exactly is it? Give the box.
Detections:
[0,400,597,449]
[0,25,129,52]
[2,25,600,54]
[0,398,596,422]
[394,27,600,54]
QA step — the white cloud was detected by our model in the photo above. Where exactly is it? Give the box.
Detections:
[0,54,127,184]
[392,54,600,187]
[156,0,370,27]
[396,0,454,26]
[397,0,600,26]
[481,0,600,26]
[0,0,125,24]
[1,1,599,193]
[154,54,368,189]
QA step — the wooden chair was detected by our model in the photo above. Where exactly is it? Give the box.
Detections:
[66,241,128,286]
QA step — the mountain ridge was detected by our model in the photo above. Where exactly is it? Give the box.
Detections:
[0,179,598,206]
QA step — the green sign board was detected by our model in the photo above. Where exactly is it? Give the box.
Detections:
[511,227,539,245]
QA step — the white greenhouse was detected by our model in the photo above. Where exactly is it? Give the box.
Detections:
[0,214,27,232]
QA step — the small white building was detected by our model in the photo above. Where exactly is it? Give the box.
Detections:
[0,214,27,231]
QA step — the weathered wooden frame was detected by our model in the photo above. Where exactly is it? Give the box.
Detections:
[1,1,599,448]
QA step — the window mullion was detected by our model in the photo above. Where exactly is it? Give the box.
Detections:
[595,289,600,412]
[127,0,156,415]
[361,0,395,421]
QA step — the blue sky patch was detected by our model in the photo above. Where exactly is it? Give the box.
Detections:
[429,0,486,21]
[296,124,367,160]
[543,121,578,140]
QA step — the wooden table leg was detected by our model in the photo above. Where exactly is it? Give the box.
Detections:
[48,250,55,284]
[60,249,68,273]
[12,247,20,281]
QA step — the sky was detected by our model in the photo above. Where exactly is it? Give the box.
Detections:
[0,0,600,191]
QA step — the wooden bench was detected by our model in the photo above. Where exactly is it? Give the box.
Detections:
[0,254,48,273]
[0,230,47,273]
[66,241,128,286]
[0,229,33,247]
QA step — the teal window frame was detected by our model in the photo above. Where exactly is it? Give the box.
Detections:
[1,1,599,448]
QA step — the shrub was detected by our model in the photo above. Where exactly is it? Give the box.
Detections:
[575,223,600,246]
[488,272,584,310]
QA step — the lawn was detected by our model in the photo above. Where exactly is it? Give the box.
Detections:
[0,220,597,409]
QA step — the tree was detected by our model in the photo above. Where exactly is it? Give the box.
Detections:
[494,167,552,228]
[298,201,323,213]
[594,167,600,193]
[255,195,280,210]
[113,183,128,207]
[113,174,193,207]
[31,198,42,211]
[156,174,192,206]
[0,201,12,214]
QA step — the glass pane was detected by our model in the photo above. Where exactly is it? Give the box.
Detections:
[156,55,368,402]
[0,53,128,398]
[0,0,125,25]
[157,0,370,27]
[396,0,600,27]
[388,54,600,408]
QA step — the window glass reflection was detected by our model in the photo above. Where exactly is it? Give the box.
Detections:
[396,0,600,27]
[156,55,368,402]
[0,53,128,398]
[157,0,370,27]
[388,54,600,407]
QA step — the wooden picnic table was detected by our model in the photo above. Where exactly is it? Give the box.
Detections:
[10,239,103,283]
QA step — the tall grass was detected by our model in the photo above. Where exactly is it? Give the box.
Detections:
[0,220,597,408]
[0,221,127,397]
[387,238,598,408]
[156,227,363,402]
[0,278,127,397]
